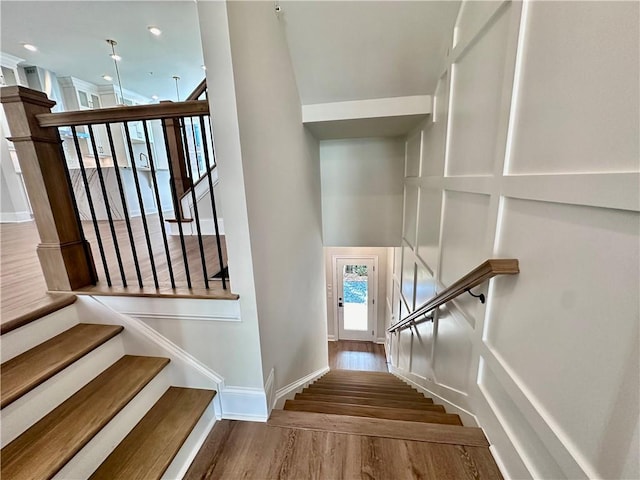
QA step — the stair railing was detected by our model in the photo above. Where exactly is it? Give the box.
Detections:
[388,259,519,333]
[1,85,228,293]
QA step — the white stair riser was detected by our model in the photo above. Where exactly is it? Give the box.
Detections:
[1,336,125,448]
[1,305,80,363]
[52,365,172,480]
[162,400,217,480]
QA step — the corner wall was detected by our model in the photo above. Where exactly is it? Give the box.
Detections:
[389,2,639,479]
[200,1,328,396]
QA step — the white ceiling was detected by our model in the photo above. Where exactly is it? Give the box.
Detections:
[1,1,460,106]
[281,1,460,105]
[0,1,205,101]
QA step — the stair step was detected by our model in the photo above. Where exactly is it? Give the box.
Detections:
[312,380,414,392]
[267,410,488,447]
[294,393,444,411]
[303,386,430,402]
[316,377,409,387]
[0,294,77,335]
[1,355,169,480]
[323,370,397,379]
[1,323,124,409]
[284,400,462,425]
[89,387,216,480]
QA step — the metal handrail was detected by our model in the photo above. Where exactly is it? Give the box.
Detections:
[388,259,519,333]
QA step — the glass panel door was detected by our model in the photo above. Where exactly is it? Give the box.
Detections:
[337,258,375,341]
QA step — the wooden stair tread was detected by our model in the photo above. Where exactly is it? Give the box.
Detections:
[315,377,409,387]
[302,386,430,402]
[90,387,216,480]
[311,381,414,392]
[295,393,444,411]
[284,399,461,425]
[0,294,77,335]
[268,410,488,447]
[1,355,169,480]
[1,323,123,409]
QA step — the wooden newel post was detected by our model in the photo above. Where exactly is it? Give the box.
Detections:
[160,101,191,219]
[0,86,97,290]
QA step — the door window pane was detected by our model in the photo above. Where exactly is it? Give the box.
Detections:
[343,264,368,331]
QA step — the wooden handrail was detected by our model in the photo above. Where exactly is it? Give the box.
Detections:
[186,79,207,101]
[388,259,519,333]
[36,100,209,127]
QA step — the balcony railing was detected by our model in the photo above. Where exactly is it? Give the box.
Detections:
[1,85,230,297]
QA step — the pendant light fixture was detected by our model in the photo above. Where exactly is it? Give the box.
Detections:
[173,75,181,101]
[106,39,125,104]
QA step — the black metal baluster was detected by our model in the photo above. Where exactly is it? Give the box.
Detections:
[181,117,209,288]
[71,126,111,286]
[105,123,143,288]
[161,118,192,288]
[143,120,175,289]
[199,115,226,289]
[60,128,97,284]
[88,124,127,287]
[124,122,159,289]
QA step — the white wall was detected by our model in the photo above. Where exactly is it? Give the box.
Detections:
[200,1,329,394]
[388,2,639,479]
[320,137,404,246]
[324,246,388,343]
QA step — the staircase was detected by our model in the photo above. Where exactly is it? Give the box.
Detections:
[0,299,216,480]
[186,369,504,479]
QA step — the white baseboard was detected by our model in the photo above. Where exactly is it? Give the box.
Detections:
[375,337,385,344]
[389,365,478,426]
[274,366,330,409]
[327,335,336,341]
[0,211,31,223]
[219,386,268,421]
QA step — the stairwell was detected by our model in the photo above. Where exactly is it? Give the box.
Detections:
[0,298,216,480]
[186,370,503,479]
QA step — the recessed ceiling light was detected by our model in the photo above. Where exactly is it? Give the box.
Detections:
[151,95,159,100]
[201,65,207,71]
[148,26,162,36]
[110,53,122,62]
[102,74,113,81]
[22,43,37,52]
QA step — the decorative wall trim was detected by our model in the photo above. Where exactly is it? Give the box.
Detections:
[274,366,330,409]
[96,296,240,323]
[121,310,239,323]
[219,386,268,421]
[0,211,32,223]
[89,296,225,384]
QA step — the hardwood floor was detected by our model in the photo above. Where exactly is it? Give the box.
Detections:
[0,217,233,326]
[328,340,388,372]
[184,420,502,480]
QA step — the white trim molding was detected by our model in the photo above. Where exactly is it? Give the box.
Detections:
[219,386,268,421]
[274,366,330,409]
[0,211,32,223]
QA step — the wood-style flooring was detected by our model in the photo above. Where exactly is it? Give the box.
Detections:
[0,217,233,326]
[328,340,388,372]
[184,419,502,480]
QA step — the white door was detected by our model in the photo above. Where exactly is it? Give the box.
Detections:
[336,258,375,341]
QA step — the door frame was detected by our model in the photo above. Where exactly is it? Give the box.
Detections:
[332,255,378,342]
